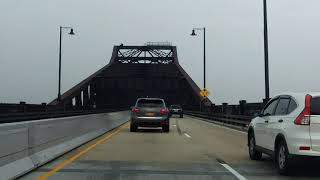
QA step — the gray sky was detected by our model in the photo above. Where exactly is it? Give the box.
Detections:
[1,0,320,105]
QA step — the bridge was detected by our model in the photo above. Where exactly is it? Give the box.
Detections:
[50,45,208,111]
[0,45,316,180]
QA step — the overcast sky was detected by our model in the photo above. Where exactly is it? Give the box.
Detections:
[1,0,320,105]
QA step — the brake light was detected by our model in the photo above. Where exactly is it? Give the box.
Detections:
[294,95,312,125]
[299,146,311,151]
[131,108,140,113]
[160,108,169,115]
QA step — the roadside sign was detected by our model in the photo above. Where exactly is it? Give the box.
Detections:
[199,88,210,98]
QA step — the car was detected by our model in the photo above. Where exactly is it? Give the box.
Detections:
[248,92,320,175]
[130,98,170,132]
[169,105,183,118]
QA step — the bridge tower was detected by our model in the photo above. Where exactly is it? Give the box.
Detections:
[50,44,211,111]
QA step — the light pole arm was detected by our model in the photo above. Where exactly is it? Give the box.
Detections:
[193,27,205,31]
[61,26,73,29]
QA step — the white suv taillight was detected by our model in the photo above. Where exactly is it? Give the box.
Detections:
[294,95,312,125]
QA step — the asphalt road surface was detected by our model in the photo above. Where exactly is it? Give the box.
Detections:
[20,115,320,180]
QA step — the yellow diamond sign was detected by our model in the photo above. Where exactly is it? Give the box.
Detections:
[199,88,210,98]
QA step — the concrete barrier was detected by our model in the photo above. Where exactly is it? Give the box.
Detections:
[0,111,130,180]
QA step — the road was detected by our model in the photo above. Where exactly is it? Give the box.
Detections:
[21,115,320,180]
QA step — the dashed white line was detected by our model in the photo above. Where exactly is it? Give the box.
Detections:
[220,163,247,180]
[184,133,191,138]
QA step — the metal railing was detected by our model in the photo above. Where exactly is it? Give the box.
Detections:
[184,111,252,128]
[0,108,128,124]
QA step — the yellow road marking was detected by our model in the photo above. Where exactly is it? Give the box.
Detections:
[37,122,129,180]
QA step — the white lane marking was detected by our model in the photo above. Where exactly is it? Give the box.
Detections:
[184,133,191,138]
[220,163,247,180]
[186,115,247,135]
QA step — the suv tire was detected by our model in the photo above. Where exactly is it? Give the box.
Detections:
[180,114,183,118]
[248,133,262,160]
[163,125,170,132]
[130,124,137,132]
[276,140,291,175]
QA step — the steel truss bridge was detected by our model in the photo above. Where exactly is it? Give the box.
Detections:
[50,45,211,111]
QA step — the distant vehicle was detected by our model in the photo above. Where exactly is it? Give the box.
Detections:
[248,93,320,175]
[130,98,170,132]
[169,105,183,118]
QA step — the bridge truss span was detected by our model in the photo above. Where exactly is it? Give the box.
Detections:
[50,45,211,111]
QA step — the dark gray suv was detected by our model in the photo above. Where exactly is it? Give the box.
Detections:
[130,98,170,132]
[169,105,183,118]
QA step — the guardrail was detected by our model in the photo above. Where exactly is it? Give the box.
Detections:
[184,111,252,128]
[0,108,127,124]
[0,111,130,180]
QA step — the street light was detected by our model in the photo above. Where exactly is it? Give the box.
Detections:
[191,27,206,112]
[263,0,270,101]
[190,27,206,89]
[58,26,75,102]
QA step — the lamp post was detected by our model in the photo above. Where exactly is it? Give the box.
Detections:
[58,26,75,102]
[191,27,206,89]
[263,0,270,101]
[191,27,206,112]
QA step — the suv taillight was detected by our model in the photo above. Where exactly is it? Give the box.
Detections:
[160,108,169,115]
[295,95,312,125]
[132,108,140,113]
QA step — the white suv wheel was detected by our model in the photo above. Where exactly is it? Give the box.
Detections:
[249,138,255,155]
[248,133,262,160]
[276,140,291,175]
[278,146,286,169]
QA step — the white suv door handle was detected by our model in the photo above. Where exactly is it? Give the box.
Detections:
[278,119,283,123]
[265,120,269,123]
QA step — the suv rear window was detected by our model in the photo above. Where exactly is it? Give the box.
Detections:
[287,99,297,114]
[311,97,320,115]
[137,99,165,108]
[274,98,290,115]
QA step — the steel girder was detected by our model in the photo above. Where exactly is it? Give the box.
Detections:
[49,45,211,111]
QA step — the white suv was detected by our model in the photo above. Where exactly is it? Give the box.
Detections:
[248,93,320,174]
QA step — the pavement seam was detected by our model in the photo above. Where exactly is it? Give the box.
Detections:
[175,119,182,135]
[35,168,231,176]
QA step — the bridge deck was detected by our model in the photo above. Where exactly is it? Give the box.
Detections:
[21,116,319,180]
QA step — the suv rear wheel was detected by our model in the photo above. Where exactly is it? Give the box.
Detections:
[180,114,183,118]
[276,140,291,175]
[163,125,170,132]
[130,124,137,132]
[248,133,262,160]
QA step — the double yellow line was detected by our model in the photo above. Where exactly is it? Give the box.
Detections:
[38,123,128,180]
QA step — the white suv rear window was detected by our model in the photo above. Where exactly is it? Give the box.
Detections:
[311,97,320,115]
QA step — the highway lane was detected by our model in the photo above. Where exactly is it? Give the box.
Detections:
[20,115,320,180]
